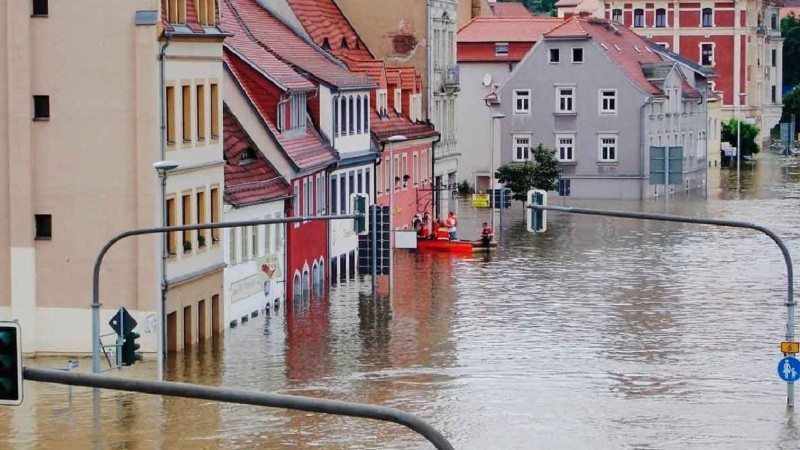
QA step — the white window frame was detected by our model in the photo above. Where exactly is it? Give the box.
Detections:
[293,182,300,228]
[598,134,618,162]
[394,89,402,114]
[701,7,713,27]
[699,42,714,66]
[555,86,575,113]
[611,8,622,22]
[633,9,644,27]
[512,134,532,162]
[513,89,531,114]
[571,47,584,64]
[599,89,617,115]
[556,133,575,162]
[655,8,667,27]
[495,42,509,56]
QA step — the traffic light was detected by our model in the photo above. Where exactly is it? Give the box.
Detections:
[0,322,22,406]
[121,330,142,366]
[526,189,547,233]
[350,193,369,234]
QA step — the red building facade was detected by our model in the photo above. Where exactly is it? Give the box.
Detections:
[602,0,783,134]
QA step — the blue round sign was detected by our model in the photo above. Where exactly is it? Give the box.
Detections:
[777,357,800,382]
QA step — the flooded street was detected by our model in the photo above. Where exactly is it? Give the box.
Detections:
[5,154,800,449]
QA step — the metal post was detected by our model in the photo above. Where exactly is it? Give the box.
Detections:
[24,367,455,450]
[498,187,504,246]
[737,105,741,192]
[529,203,796,407]
[158,171,167,381]
[371,205,377,297]
[490,119,495,231]
[665,147,669,209]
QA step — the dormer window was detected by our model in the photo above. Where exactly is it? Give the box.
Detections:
[394,89,402,114]
[280,93,307,133]
[198,0,216,26]
[321,38,331,50]
[341,38,349,50]
[239,147,256,164]
[378,90,388,117]
[495,42,509,56]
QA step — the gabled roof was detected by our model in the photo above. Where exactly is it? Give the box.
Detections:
[224,49,338,172]
[544,16,664,96]
[224,0,375,90]
[458,17,563,43]
[490,2,532,17]
[220,0,313,91]
[646,40,718,79]
[223,107,291,207]
[160,0,225,37]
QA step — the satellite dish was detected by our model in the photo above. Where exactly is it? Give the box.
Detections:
[482,74,493,86]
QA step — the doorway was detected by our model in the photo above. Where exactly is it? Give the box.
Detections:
[167,312,177,352]
[211,294,220,335]
[183,305,192,348]
[198,299,206,341]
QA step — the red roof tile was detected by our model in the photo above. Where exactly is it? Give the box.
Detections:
[224,0,374,89]
[544,17,664,96]
[220,0,313,91]
[223,107,291,207]
[225,49,338,171]
[457,17,564,43]
[283,0,374,61]
[490,2,532,17]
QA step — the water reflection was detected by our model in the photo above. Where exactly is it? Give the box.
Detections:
[7,153,800,449]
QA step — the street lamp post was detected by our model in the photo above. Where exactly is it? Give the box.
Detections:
[153,160,178,381]
[490,113,505,231]
[736,94,746,192]
[382,135,407,293]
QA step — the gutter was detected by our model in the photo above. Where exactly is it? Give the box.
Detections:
[640,96,654,200]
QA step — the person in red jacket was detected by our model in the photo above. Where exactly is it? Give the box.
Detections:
[480,222,494,247]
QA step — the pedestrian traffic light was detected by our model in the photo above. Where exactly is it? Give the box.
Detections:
[121,329,142,366]
[526,189,547,233]
[0,322,22,406]
[350,193,369,235]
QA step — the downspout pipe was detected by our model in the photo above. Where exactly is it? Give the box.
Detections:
[160,35,171,160]
[431,132,441,217]
[640,96,654,200]
[158,33,171,377]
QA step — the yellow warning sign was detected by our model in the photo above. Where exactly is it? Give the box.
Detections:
[781,342,800,354]
[472,193,490,208]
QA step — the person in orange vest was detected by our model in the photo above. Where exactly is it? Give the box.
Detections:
[479,222,494,247]
[435,219,450,240]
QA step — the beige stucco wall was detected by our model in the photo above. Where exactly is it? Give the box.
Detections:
[0,0,186,354]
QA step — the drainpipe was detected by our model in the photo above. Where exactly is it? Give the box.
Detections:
[158,34,171,378]
[640,96,654,200]
[276,94,290,131]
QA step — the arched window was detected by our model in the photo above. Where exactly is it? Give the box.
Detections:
[633,9,644,27]
[333,96,339,137]
[340,96,347,136]
[363,96,369,131]
[302,269,310,301]
[348,96,354,135]
[293,273,301,301]
[612,8,622,22]
[356,95,362,134]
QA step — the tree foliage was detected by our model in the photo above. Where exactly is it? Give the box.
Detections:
[721,117,760,157]
[782,14,800,88]
[781,86,800,126]
[499,0,556,16]
[495,144,560,203]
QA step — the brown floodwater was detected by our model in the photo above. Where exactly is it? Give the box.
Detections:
[3,153,800,449]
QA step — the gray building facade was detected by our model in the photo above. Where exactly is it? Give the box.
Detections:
[493,16,710,200]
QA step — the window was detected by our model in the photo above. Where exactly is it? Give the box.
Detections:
[357,170,363,194]
[199,0,216,25]
[548,48,560,63]
[394,89,402,114]
[495,42,509,56]
[289,93,306,131]
[264,222,272,254]
[701,43,713,66]
[330,176,338,216]
[599,89,617,114]
[348,97,354,134]
[655,8,666,27]
[166,86,176,143]
[210,187,219,243]
[33,95,50,120]
[210,83,219,138]
[701,8,713,27]
[772,85,777,103]
[181,85,191,142]
[572,47,584,63]
[196,84,205,141]
[34,214,51,239]
[633,9,644,27]
[363,96,369,131]
[513,134,531,161]
[304,178,312,216]
[181,193,192,252]
[402,154,408,187]
[229,229,236,263]
[339,176,346,213]
[556,134,575,161]
[556,87,575,113]
[168,0,186,24]
[293,184,300,223]
[612,8,622,22]
[384,157,391,193]
[166,198,177,254]
[365,168,371,197]
[513,89,530,114]
[240,226,248,261]
[599,134,618,161]
[356,95,363,133]
[413,153,419,185]
[196,190,206,247]
[772,13,778,30]
[32,0,48,16]
[252,225,259,258]
[772,49,777,67]
[349,172,355,201]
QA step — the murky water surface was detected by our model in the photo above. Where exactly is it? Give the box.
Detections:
[4,154,800,449]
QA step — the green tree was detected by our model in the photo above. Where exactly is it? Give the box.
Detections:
[498,0,555,16]
[721,117,760,157]
[780,86,800,126]
[782,14,800,88]
[495,144,560,204]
